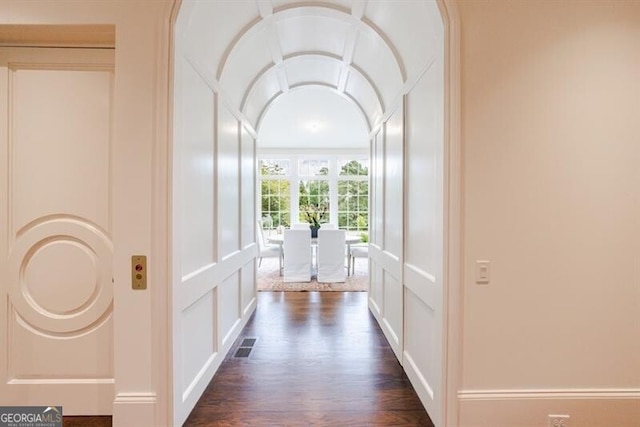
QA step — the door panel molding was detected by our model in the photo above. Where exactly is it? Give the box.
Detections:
[0,46,115,414]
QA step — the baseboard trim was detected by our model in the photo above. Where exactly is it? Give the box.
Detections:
[113,392,157,427]
[459,388,640,400]
[114,392,157,403]
[458,389,640,427]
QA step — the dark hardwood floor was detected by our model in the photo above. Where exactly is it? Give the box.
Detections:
[185,291,433,427]
[63,292,432,426]
[63,416,112,426]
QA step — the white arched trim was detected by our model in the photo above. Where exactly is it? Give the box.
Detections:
[438,0,462,426]
[215,15,265,79]
[348,61,387,111]
[272,1,350,15]
[243,54,383,129]
[217,4,405,92]
[359,16,407,82]
[181,46,258,138]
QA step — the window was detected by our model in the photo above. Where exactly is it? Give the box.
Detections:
[337,160,368,231]
[298,159,328,177]
[258,156,368,234]
[260,160,290,229]
[298,159,329,223]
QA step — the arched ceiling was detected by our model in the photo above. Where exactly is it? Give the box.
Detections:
[176,0,442,144]
[258,85,370,149]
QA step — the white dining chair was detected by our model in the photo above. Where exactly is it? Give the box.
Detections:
[348,243,369,276]
[257,220,282,273]
[291,223,310,230]
[283,229,312,282]
[317,229,346,283]
[320,223,337,230]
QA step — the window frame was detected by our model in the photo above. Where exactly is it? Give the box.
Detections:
[257,154,369,233]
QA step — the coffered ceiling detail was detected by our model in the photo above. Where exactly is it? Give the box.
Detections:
[177,0,441,145]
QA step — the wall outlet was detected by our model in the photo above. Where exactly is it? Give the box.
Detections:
[548,415,570,427]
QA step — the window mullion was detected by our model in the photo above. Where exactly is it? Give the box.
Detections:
[329,158,338,226]
[291,155,299,224]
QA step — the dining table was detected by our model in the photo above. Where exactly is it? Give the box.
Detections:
[266,233,362,272]
[266,233,362,248]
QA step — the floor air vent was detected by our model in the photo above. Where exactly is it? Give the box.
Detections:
[234,337,257,358]
[234,347,252,358]
[240,338,257,347]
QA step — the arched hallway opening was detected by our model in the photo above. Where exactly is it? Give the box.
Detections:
[172,1,451,425]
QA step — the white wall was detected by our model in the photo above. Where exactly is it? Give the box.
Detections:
[458,0,640,425]
[368,2,447,425]
[172,6,258,426]
[403,47,445,425]
[369,106,405,360]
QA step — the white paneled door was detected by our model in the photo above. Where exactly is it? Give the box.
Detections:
[0,48,115,414]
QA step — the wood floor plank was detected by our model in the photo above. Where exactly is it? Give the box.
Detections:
[63,417,111,426]
[185,291,433,426]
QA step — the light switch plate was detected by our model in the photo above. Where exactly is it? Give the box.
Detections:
[475,260,490,284]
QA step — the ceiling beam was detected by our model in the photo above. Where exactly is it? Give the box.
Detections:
[261,1,290,94]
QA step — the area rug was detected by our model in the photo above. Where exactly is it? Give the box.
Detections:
[257,257,368,291]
